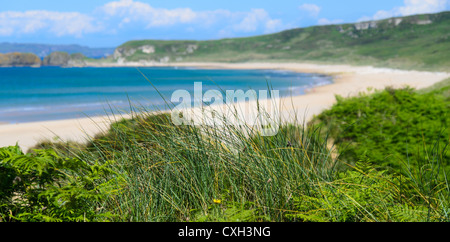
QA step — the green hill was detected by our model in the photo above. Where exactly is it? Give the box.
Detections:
[115,11,450,71]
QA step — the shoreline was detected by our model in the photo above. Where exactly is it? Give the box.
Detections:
[1,62,449,152]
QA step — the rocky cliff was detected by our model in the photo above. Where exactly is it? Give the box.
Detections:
[42,51,70,66]
[67,53,88,67]
[0,52,41,67]
[0,51,90,67]
[41,52,88,67]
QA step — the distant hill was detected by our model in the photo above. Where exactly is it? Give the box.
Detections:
[0,43,115,59]
[114,11,450,71]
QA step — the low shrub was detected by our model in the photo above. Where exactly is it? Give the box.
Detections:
[0,145,121,222]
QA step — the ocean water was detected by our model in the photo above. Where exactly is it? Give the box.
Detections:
[0,67,333,123]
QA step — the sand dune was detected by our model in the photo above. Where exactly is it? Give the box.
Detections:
[1,62,449,152]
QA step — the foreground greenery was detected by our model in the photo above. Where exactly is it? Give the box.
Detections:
[116,11,450,71]
[1,79,449,222]
[312,86,449,174]
[0,146,120,221]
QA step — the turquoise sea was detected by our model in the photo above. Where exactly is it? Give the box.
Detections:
[0,67,333,123]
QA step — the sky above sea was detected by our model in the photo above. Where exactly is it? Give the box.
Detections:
[1,0,449,47]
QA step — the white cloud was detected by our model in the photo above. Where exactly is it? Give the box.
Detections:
[359,0,447,21]
[317,18,344,25]
[0,10,101,37]
[398,0,447,15]
[233,9,269,32]
[265,19,284,33]
[299,4,321,17]
[232,9,283,33]
[101,0,197,27]
[101,1,287,35]
[0,0,289,39]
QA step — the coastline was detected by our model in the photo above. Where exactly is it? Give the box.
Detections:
[1,62,449,152]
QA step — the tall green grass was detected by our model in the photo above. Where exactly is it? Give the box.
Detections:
[10,82,450,222]
[64,107,335,221]
[33,100,449,222]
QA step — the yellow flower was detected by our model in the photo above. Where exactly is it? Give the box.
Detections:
[213,199,222,204]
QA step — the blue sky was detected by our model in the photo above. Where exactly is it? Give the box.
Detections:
[1,0,449,47]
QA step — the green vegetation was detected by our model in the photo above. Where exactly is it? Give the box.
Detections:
[116,11,450,71]
[299,80,450,221]
[0,146,120,221]
[3,78,448,222]
[418,77,450,99]
[1,69,449,222]
[311,87,449,174]
[54,113,334,221]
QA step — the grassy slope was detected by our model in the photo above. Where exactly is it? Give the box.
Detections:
[418,77,450,99]
[117,11,450,71]
[311,78,450,175]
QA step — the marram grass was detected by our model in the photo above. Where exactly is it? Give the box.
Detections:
[36,102,449,222]
[72,108,336,221]
[5,85,450,222]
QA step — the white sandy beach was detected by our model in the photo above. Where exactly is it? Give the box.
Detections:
[1,62,449,152]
